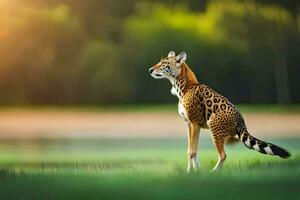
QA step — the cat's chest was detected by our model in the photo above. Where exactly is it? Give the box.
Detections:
[171,81,184,99]
[178,101,189,122]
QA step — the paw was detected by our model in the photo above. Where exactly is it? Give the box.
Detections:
[211,165,222,172]
[210,168,220,173]
[193,157,200,170]
[187,158,193,173]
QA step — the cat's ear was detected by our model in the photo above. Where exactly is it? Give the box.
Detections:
[168,51,176,57]
[176,52,187,65]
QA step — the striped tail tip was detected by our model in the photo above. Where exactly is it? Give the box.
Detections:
[240,131,291,159]
[269,145,291,159]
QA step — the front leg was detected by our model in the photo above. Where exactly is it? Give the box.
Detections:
[186,123,193,172]
[187,122,201,172]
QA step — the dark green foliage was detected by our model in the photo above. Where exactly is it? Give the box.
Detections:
[0,0,299,104]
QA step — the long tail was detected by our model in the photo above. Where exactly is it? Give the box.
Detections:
[238,129,291,159]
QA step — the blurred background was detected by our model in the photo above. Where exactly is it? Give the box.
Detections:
[0,0,299,140]
[0,0,299,105]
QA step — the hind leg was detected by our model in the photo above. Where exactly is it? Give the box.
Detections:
[208,112,235,171]
[209,125,227,171]
[211,137,226,171]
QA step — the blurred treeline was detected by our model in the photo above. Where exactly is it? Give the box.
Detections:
[0,0,299,105]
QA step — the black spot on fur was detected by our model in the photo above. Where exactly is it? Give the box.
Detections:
[220,104,226,110]
[213,97,218,103]
[206,100,212,107]
[213,105,218,112]
[207,112,211,120]
[204,90,212,98]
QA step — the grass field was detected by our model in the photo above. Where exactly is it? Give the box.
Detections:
[0,137,299,200]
